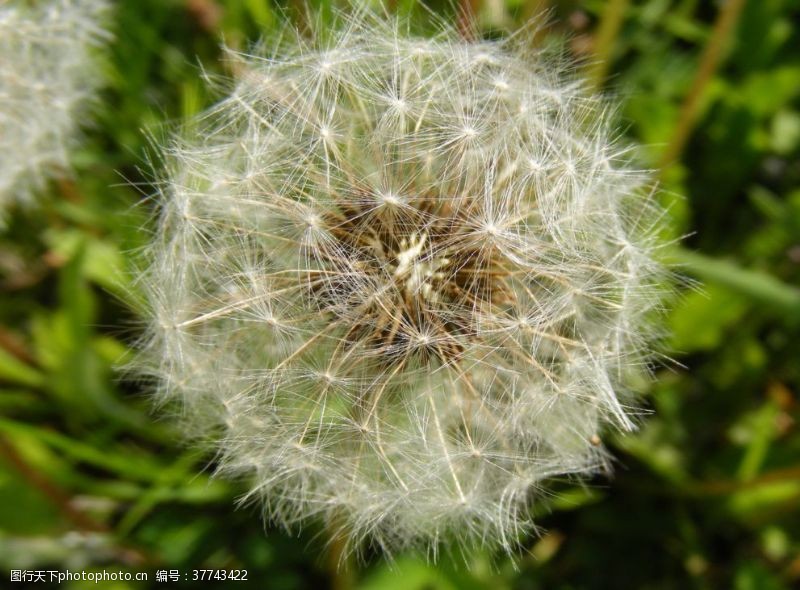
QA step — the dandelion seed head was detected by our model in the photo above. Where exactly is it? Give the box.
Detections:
[0,0,110,223]
[140,12,668,555]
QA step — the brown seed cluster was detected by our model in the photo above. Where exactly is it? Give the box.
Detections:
[314,189,515,365]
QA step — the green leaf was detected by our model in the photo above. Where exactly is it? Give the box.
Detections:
[0,349,45,388]
[359,558,459,590]
[0,418,177,483]
[668,248,800,318]
[0,460,62,534]
[670,284,748,352]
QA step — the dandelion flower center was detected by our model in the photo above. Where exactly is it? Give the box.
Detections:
[313,189,514,364]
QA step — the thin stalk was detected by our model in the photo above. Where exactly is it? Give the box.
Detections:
[0,434,102,532]
[658,0,747,173]
[586,0,630,91]
[0,326,36,365]
[457,0,481,41]
[184,0,222,33]
[690,465,800,496]
[327,515,354,590]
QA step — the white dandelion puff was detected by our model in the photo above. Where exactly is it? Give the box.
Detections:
[138,12,668,555]
[0,0,110,223]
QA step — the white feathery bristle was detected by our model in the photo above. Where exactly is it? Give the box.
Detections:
[139,12,668,556]
[0,0,110,223]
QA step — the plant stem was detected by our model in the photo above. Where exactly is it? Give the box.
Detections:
[658,0,747,173]
[586,0,629,91]
[327,516,354,590]
[0,434,105,532]
[690,465,800,496]
[457,0,481,41]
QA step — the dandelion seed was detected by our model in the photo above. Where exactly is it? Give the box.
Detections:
[139,12,668,555]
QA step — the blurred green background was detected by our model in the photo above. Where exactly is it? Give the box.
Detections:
[1,0,799,588]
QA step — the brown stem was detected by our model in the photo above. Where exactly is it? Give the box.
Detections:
[327,516,354,590]
[0,434,105,532]
[55,177,82,204]
[185,0,223,33]
[0,327,36,365]
[586,0,630,91]
[457,0,481,41]
[688,465,800,496]
[0,433,153,566]
[657,0,747,174]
